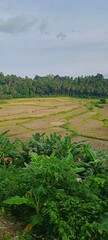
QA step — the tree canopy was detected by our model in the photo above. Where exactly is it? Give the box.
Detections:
[0,72,108,99]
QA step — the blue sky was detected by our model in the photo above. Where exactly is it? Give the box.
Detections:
[0,0,108,78]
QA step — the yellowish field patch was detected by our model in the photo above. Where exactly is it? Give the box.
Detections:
[100,105,108,118]
[72,136,108,151]
[77,119,108,138]
[0,97,108,150]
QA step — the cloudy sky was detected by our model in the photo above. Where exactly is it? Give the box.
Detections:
[0,0,108,78]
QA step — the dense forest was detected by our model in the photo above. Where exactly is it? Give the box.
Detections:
[0,72,108,99]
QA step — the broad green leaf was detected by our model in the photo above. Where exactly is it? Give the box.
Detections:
[66,152,74,163]
[30,214,42,226]
[98,213,108,231]
[85,145,97,161]
[3,196,28,205]
[74,167,85,173]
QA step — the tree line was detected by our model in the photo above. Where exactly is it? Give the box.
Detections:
[0,72,108,99]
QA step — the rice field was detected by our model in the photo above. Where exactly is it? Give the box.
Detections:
[0,97,108,150]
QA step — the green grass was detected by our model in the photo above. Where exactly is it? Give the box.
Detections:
[0,100,8,104]
[103,119,108,128]
[60,122,79,136]
[16,117,37,125]
[65,110,89,120]
[92,113,108,128]
[92,112,101,120]
[49,107,81,117]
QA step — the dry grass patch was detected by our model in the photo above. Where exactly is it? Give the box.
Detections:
[23,114,67,130]
[0,97,108,150]
[77,119,108,139]
[68,111,97,128]
[15,126,67,142]
[99,104,108,118]
[72,136,108,151]
[0,125,26,136]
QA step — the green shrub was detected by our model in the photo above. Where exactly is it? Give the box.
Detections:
[0,130,22,164]
[0,131,108,239]
[99,98,107,104]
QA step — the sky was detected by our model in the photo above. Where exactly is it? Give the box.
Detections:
[0,0,108,78]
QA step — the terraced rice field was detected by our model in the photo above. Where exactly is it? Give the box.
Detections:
[0,97,108,150]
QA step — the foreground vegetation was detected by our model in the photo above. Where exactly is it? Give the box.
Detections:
[0,131,108,239]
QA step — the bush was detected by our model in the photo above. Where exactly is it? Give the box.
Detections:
[99,98,106,104]
[0,131,108,239]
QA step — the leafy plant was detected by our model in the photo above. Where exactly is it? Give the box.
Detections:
[0,130,21,164]
[98,213,108,232]
[0,131,108,239]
